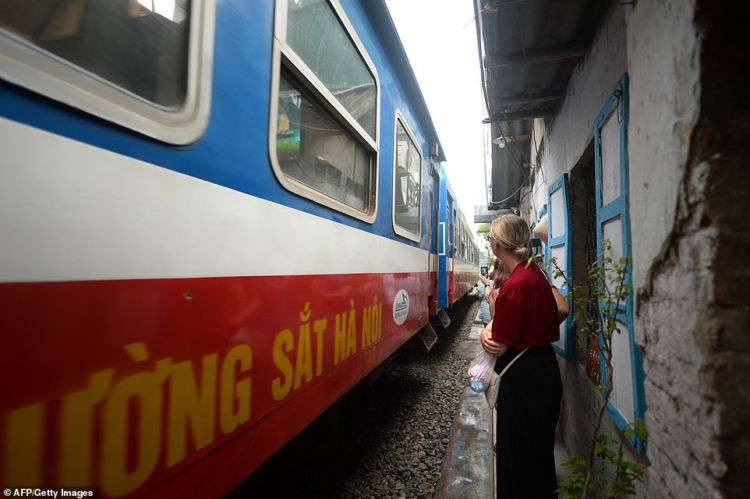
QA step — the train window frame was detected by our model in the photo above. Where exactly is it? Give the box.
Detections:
[0,0,216,145]
[391,111,422,243]
[268,0,380,224]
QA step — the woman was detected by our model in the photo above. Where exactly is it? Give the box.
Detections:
[479,260,508,324]
[480,214,563,498]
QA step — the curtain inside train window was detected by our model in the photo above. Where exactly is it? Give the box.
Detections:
[0,0,190,108]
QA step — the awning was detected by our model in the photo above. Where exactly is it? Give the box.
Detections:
[474,0,613,209]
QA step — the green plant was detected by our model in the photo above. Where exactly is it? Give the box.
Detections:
[550,240,647,498]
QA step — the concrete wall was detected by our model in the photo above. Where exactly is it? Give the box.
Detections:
[626,0,707,497]
[632,0,750,496]
[627,0,701,292]
[529,5,628,216]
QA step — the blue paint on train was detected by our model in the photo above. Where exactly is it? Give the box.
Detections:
[438,165,452,308]
[0,0,440,250]
[0,0,478,308]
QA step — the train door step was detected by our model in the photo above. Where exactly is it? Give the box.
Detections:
[418,323,438,352]
[431,309,451,329]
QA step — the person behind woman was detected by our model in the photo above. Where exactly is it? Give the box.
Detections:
[477,268,494,325]
[480,214,563,498]
[487,259,509,320]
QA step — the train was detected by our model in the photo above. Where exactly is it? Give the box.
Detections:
[0,0,479,496]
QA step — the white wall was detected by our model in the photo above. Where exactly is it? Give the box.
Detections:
[627,0,701,291]
[535,6,628,201]
[627,1,719,497]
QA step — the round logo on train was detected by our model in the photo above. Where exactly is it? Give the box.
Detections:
[392,289,410,325]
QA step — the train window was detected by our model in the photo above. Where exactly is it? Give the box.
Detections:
[392,115,422,241]
[0,0,214,144]
[270,0,379,223]
[285,0,376,139]
[275,73,372,213]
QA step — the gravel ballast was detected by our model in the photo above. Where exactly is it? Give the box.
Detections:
[231,296,479,498]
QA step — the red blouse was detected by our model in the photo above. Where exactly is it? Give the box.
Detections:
[491,262,559,349]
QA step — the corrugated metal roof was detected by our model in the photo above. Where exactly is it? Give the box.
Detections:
[475,0,613,208]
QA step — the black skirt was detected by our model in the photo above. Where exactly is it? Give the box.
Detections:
[495,345,562,498]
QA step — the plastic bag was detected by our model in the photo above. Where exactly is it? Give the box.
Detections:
[467,350,497,393]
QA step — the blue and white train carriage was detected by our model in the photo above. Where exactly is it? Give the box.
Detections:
[0,0,478,496]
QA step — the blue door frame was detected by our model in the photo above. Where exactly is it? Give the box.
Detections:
[594,73,646,453]
[546,174,573,358]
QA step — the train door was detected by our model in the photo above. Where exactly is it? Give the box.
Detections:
[449,204,456,305]
[439,192,454,308]
[426,190,435,315]
[427,191,433,271]
[437,173,449,309]
[427,165,439,315]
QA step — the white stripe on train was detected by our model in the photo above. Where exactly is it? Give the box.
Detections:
[0,118,429,282]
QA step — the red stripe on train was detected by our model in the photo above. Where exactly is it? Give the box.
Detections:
[0,272,432,496]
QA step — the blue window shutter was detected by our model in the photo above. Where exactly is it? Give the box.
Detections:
[546,174,573,358]
[593,73,646,452]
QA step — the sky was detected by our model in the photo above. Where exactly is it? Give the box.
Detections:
[384,0,488,235]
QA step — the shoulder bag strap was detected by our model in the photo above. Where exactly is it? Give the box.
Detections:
[498,347,531,378]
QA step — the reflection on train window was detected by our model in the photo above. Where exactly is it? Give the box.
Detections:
[286,0,376,139]
[394,119,421,238]
[276,74,372,213]
[0,0,189,108]
[272,0,378,221]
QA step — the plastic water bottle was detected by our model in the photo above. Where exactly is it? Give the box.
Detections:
[469,378,486,393]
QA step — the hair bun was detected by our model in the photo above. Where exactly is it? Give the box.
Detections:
[513,245,531,260]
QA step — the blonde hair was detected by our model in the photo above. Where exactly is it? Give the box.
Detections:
[490,214,531,261]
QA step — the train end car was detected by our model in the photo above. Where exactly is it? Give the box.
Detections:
[436,164,480,310]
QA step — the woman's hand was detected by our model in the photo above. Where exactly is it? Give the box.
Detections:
[480,324,507,357]
[551,286,570,324]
